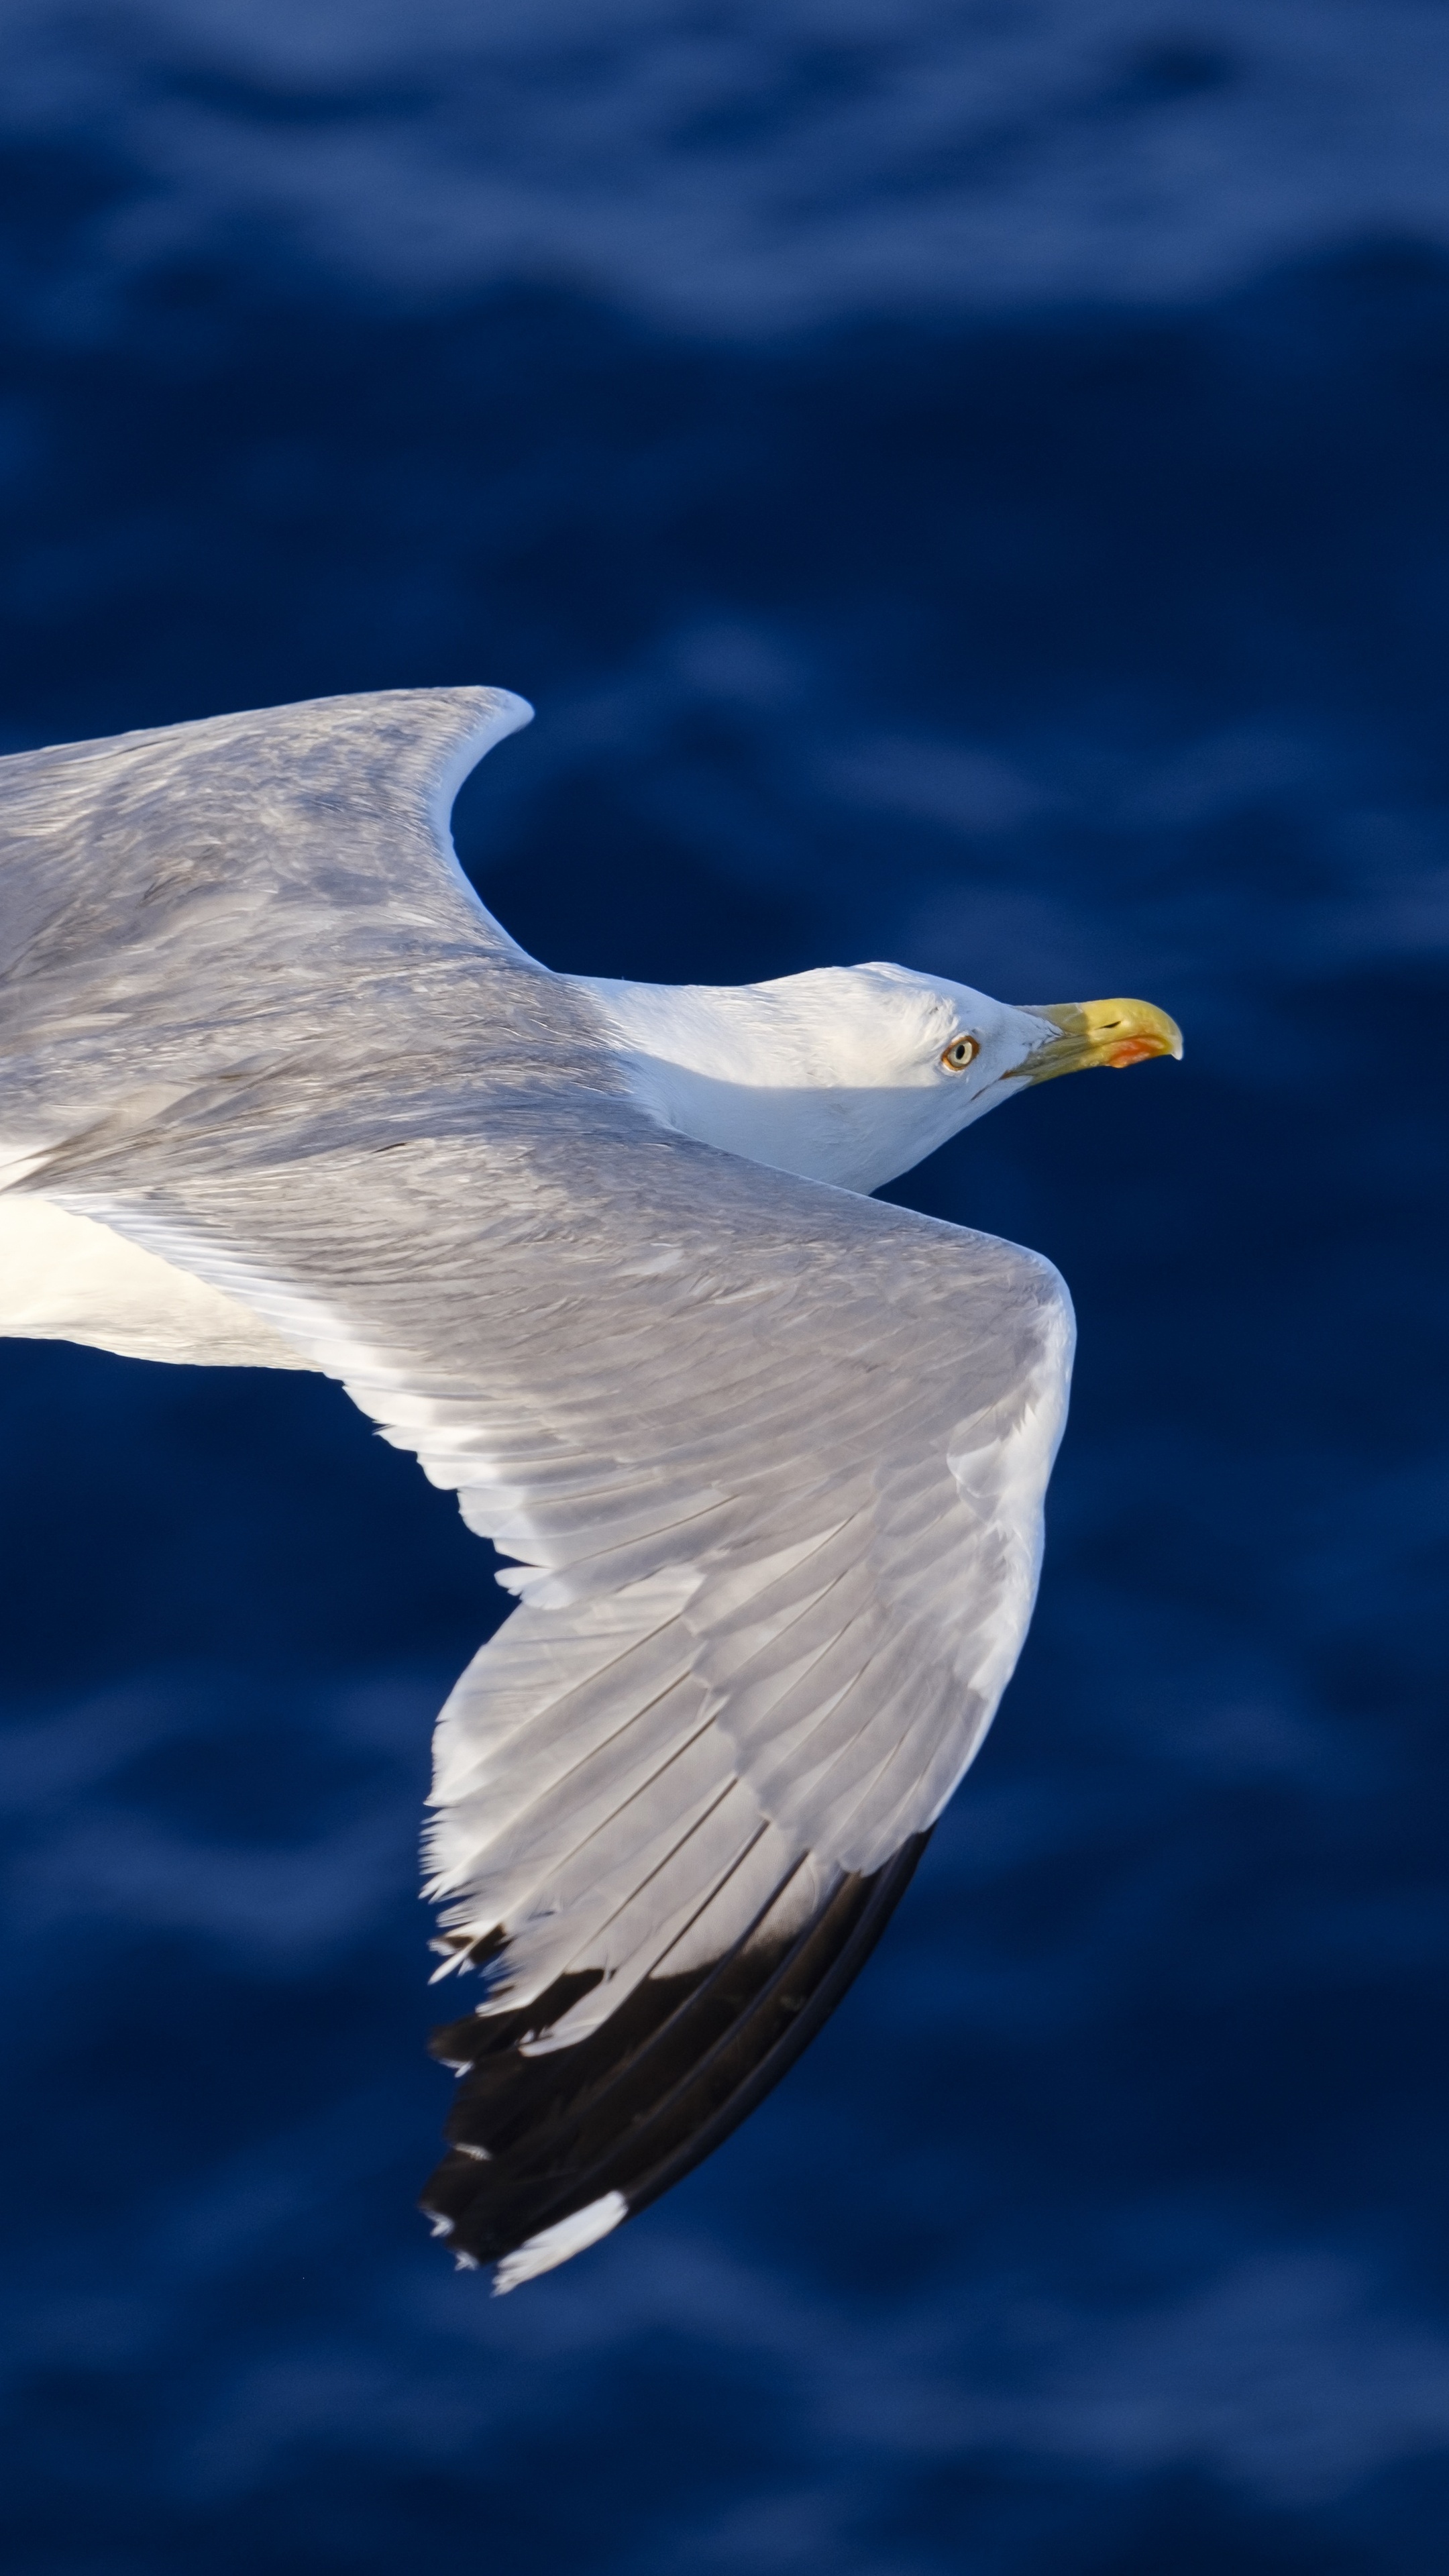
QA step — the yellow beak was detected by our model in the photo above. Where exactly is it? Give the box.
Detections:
[1014,996,1183,1082]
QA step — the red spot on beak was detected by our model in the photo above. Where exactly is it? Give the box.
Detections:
[1103,1036,1167,1069]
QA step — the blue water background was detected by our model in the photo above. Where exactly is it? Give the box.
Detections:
[2,6,1448,2568]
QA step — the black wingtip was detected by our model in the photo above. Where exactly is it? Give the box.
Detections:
[419,1831,931,2279]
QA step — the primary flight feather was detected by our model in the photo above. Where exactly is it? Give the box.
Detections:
[0,686,1180,2290]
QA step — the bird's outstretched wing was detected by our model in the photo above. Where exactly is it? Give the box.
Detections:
[62,1114,1072,2290]
[0,686,540,1181]
[0,682,532,979]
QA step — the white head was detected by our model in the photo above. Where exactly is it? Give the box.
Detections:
[578,961,1181,1195]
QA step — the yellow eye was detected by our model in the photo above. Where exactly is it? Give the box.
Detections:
[940,1036,979,1071]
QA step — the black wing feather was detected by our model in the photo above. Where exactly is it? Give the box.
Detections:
[422,1833,931,2267]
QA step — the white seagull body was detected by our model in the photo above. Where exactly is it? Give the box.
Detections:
[0,687,1179,2291]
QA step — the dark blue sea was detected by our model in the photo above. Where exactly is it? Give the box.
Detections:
[2,7,1448,2569]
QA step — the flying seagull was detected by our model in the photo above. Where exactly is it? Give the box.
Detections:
[0,686,1180,2292]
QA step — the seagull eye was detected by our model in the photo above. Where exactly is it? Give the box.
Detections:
[940,1036,979,1071]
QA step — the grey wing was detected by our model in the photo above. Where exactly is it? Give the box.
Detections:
[0,686,545,1179]
[59,1110,1073,2290]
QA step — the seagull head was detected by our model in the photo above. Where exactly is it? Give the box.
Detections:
[579,961,1183,1195]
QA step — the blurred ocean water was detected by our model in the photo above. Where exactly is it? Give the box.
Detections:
[7,0,1449,330]
[1,6,1447,2571]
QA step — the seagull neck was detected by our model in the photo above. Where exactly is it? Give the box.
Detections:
[574,975,808,1088]
[569,973,937,1193]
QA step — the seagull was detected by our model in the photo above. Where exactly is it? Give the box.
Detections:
[0,686,1180,2292]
